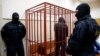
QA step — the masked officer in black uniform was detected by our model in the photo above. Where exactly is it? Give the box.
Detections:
[66,3,98,56]
[1,12,26,56]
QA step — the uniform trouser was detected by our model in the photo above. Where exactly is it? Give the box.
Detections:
[72,53,95,56]
[6,41,24,56]
[55,41,66,56]
[72,54,95,56]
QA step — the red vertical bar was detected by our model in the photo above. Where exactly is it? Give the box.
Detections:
[70,11,71,35]
[25,10,28,56]
[65,9,67,47]
[56,7,59,56]
[54,6,56,24]
[28,11,30,56]
[61,9,63,56]
[71,12,75,33]
[49,5,52,54]
[30,13,32,56]
[65,9,67,56]
[34,12,36,56]
[68,10,69,37]
[28,12,31,56]
[37,11,39,56]
[31,13,33,56]
[54,6,56,56]
[62,8,63,17]
[44,3,47,56]
[29,10,31,56]
[61,8,63,56]
[58,7,59,19]
[58,7,59,44]
[40,10,42,56]
[71,13,74,33]
[26,10,29,55]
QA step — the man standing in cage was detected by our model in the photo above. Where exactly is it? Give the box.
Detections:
[66,3,99,56]
[1,12,26,56]
[54,17,68,56]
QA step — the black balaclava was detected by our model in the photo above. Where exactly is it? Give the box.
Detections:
[12,12,19,23]
[58,17,65,23]
[75,3,90,19]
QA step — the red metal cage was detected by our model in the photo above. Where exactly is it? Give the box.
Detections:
[25,2,75,56]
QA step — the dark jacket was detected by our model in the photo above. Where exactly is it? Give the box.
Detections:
[54,22,68,42]
[66,15,98,56]
[54,23,68,41]
[1,21,26,44]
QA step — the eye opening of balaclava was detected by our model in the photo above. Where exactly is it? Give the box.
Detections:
[58,17,65,23]
[12,12,19,23]
[75,3,90,19]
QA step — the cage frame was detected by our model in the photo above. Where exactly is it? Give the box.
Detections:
[25,2,75,56]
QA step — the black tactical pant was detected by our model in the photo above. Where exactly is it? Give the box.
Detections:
[6,41,24,56]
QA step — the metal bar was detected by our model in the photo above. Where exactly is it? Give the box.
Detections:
[31,9,44,14]
[49,4,52,54]
[37,11,39,56]
[46,2,74,12]
[44,3,47,56]
[30,7,44,13]
[64,9,67,44]
[32,20,56,22]
[40,10,42,56]
[31,13,34,56]
[55,7,60,56]
[70,11,71,35]
[25,10,28,56]
[67,10,70,37]
[62,8,63,17]
[54,6,56,56]
[65,9,67,47]
[26,11,29,56]
[27,2,74,13]
[30,5,53,13]
[54,6,56,24]
[34,12,36,56]
[58,7,59,19]
[61,9,64,56]
[31,6,55,15]
[26,2,45,11]
[30,5,44,11]
[28,11,31,56]
[58,7,60,45]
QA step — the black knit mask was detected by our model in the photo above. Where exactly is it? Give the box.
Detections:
[75,3,90,19]
[12,12,19,23]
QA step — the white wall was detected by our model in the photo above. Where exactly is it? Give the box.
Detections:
[0,0,4,56]
[0,0,1,18]
[2,0,80,19]
[0,0,1,5]
[2,0,44,19]
[0,5,1,56]
[89,1,100,18]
